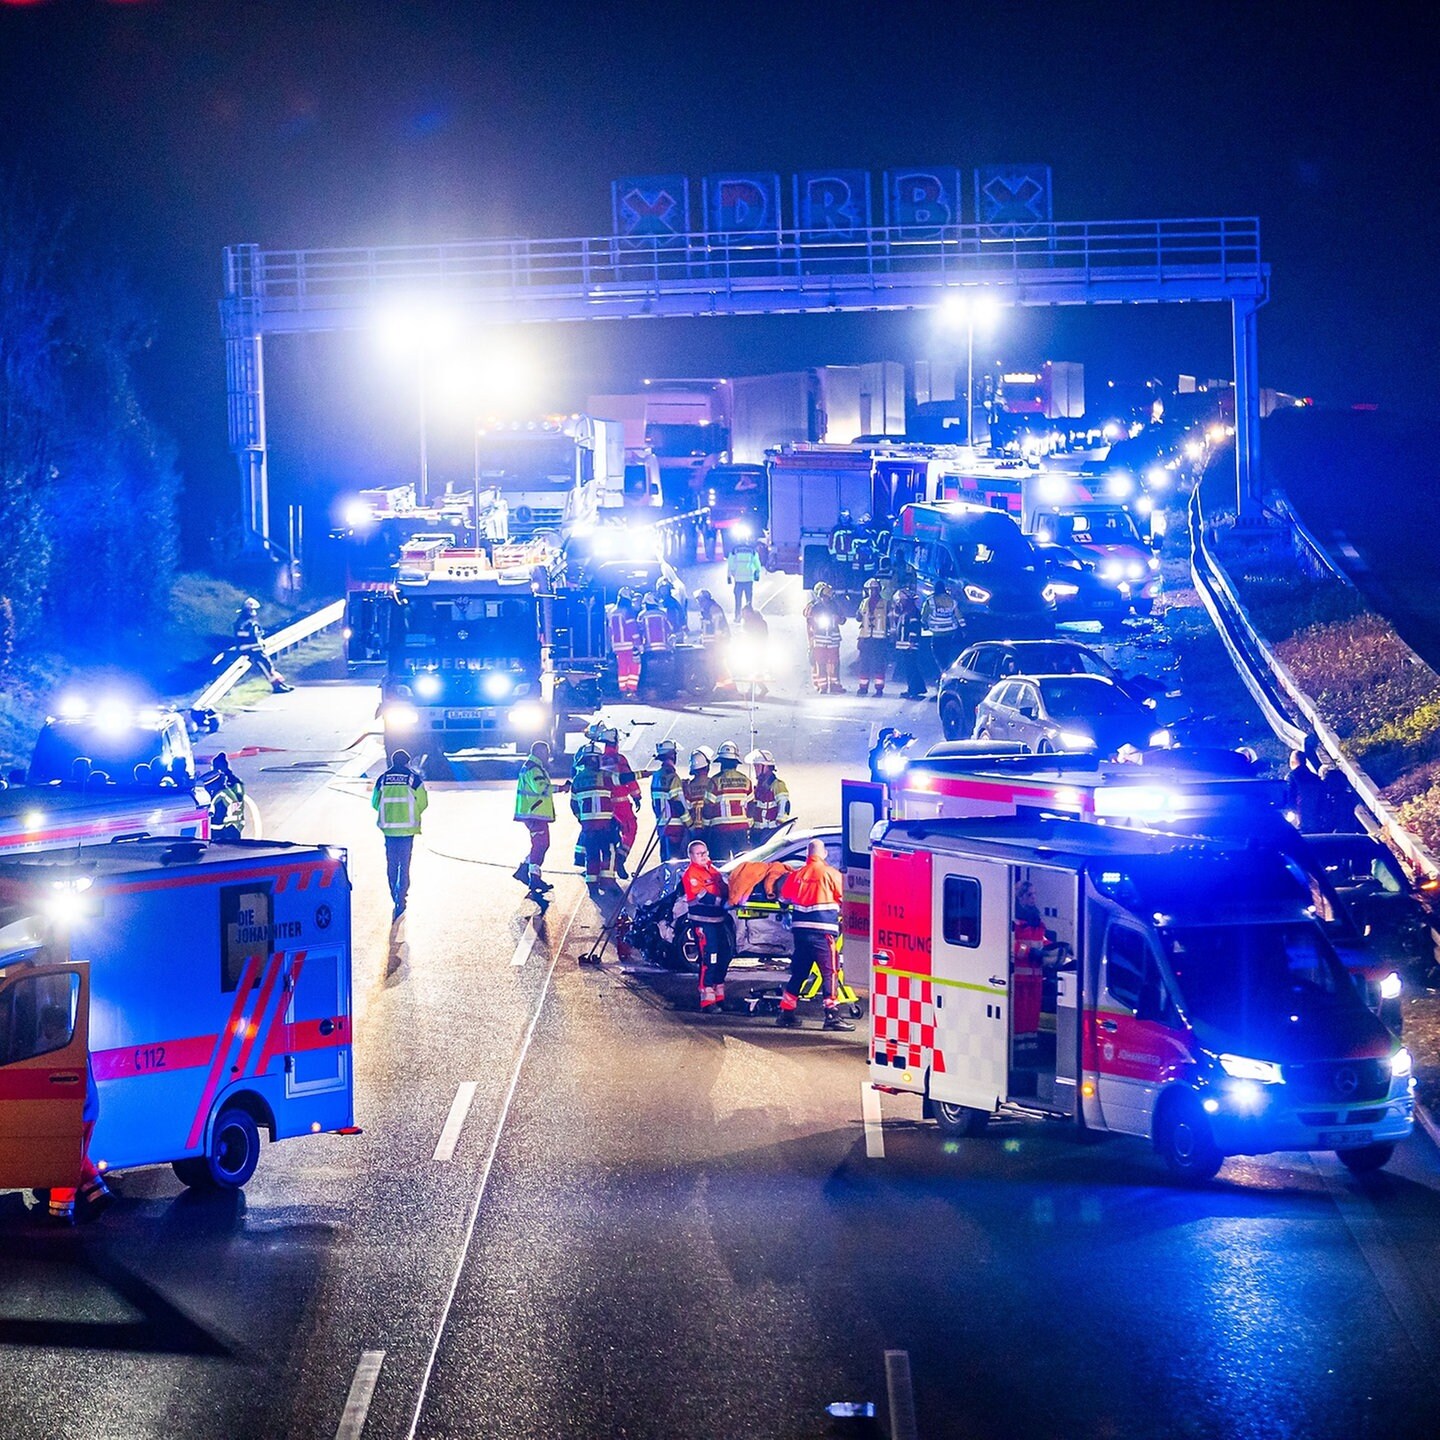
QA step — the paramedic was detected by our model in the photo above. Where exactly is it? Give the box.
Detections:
[778,839,853,1031]
[683,839,732,1012]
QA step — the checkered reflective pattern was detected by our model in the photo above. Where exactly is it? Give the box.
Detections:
[872,969,1003,1081]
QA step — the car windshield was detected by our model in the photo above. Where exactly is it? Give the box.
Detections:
[1161,922,1356,1028]
[1038,678,1132,717]
[1069,510,1142,544]
[1014,645,1109,677]
[393,596,540,659]
[1315,842,1407,895]
[30,725,169,785]
[475,433,575,488]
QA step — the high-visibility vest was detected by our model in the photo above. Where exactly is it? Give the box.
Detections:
[682,774,711,829]
[749,775,790,829]
[607,606,639,652]
[923,593,961,634]
[373,767,427,836]
[651,765,686,825]
[683,861,728,923]
[727,548,761,583]
[703,767,753,830]
[572,759,614,824]
[605,748,640,809]
[805,602,841,649]
[515,757,555,821]
[830,527,854,560]
[639,608,672,652]
[856,597,888,639]
[212,778,246,832]
[779,858,842,933]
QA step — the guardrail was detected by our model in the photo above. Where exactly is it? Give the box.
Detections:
[1190,488,1440,882]
[1270,492,1354,586]
[192,598,345,713]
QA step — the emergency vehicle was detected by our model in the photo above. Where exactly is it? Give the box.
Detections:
[473,415,625,538]
[0,783,210,858]
[0,837,354,1194]
[867,816,1414,1180]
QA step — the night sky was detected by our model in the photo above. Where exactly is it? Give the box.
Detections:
[1,0,1430,554]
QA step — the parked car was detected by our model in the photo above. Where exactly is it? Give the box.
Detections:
[937,638,1179,741]
[1030,503,1161,615]
[971,673,1172,757]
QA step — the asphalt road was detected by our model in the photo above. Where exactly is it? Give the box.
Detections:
[2,550,1438,1439]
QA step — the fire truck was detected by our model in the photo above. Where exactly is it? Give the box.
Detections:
[866,815,1414,1181]
[0,837,354,1195]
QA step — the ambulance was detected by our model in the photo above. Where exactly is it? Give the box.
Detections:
[0,782,210,858]
[0,837,354,1196]
[867,816,1415,1181]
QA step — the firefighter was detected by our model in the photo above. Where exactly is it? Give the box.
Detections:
[694,589,734,693]
[601,725,642,879]
[855,576,890,696]
[890,581,927,699]
[637,591,676,700]
[372,748,427,919]
[514,739,563,905]
[778,838,853,1030]
[726,536,762,621]
[606,588,642,698]
[682,838,732,1011]
[655,578,688,637]
[803,582,845,694]
[828,509,856,577]
[682,747,714,848]
[650,739,688,863]
[208,751,246,841]
[701,739,754,864]
[852,513,879,583]
[922,581,963,675]
[570,739,618,893]
[233,597,294,693]
[745,749,790,846]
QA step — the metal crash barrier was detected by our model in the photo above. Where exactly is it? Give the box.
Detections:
[192,599,345,713]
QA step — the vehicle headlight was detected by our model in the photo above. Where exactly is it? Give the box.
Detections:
[507,702,546,732]
[1101,560,1124,582]
[413,673,443,700]
[1105,472,1135,498]
[963,583,991,604]
[1148,728,1172,747]
[384,703,420,729]
[1390,1046,1413,1078]
[1134,494,1155,516]
[1044,582,1079,601]
[483,672,514,699]
[1057,729,1096,750]
[732,522,753,542]
[1379,971,1403,1001]
[1146,466,1170,490]
[1125,561,1145,581]
[878,751,908,779]
[1147,555,1160,572]
[1219,1053,1284,1084]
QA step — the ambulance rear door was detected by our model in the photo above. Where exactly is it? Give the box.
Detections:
[0,959,90,1190]
[927,853,1011,1114]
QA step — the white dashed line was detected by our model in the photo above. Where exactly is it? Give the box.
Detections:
[432,1082,479,1164]
[884,1349,919,1440]
[335,1349,385,1440]
[861,1081,885,1159]
[511,920,538,968]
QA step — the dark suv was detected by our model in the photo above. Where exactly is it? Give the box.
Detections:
[936,638,1176,741]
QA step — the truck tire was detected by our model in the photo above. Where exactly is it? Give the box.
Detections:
[1154,1093,1223,1182]
[1337,1143,1395,1174]
[933,1100,989,1137]
[172,1106,262,1191]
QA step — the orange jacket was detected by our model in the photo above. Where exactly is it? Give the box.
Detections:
[779,857,843,933]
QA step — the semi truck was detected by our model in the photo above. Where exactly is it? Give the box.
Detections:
[729,365,904,465]
[473,415,626,538]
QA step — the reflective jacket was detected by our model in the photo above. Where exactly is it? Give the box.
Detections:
[683,861,728,924]
[922,592,961,635]
[702,765,754,831]
[211,776,246,834]
[726,548,761,584]
[682,773,712,830]
[571,754,615,825]
[605,747,641,812]
[779,857,843,933]
[373,765,428,836]
[515,757,555,822]
[891,595,923,650]
[639,606,673,653]
[804,600,843,649]
[698,605,730,643]
[651,764,687,827]
[829,526,854,560]
[234,614,267,648]
[749,775,791,830]
[856,595,889,640]
[607,605,640,652]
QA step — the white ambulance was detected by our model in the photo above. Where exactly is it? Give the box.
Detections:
[867,815,1414,1181]
[0,783,210,858]
[0,837,354,1195]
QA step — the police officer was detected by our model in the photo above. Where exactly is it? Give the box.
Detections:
[372,749,427,919]
[682,747,714,848]
[209,751,247,842]
[514,739,562,904]
[570,739,618,893]
[855,576,890,697]
[922,581,963,675]
[233,597,294,694]
[682,838,732,1012]
[803,582,845,694]
[778,838,853,1031]
[606,589,642,698]
[701,739,754,864]
[726,536,762,621]
[650,739,689,863]
[745,749,791,847]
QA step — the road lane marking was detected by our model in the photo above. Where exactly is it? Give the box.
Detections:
[432,1082,479,1163]
[404,888,585,1440]
[861,1081,885,1158]
[511,920,538,968]
[335,1349,385,1440]
[884,1349,919,1440]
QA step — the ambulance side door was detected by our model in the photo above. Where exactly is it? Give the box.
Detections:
[928,857,1011,1114]
[0,961,90,1190]
[284,949,349,1099]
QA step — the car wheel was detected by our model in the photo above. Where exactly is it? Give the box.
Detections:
[1337,1143,1395,1174]
[1036,738,1054,754]
[939,698,968,741]
[933,1100,989,1137]
[1155,1093,1223,1182]
[172,1106,262,1191]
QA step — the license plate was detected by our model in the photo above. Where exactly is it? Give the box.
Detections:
[446,708,483,721]
[1321,1129,1372,1148]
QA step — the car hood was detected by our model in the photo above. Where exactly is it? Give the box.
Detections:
[1190,998,1393,1066]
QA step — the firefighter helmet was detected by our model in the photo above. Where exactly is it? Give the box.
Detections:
[584,719,605,741]
[600,725,619,746]
[744,748,776,767]
[242,597,261,612]
[863,577,882,592]
[655,739,678,761]
[715,740,741,763]
[642,591,659,607]
[688,747,713,774]
[617,587,638,604]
